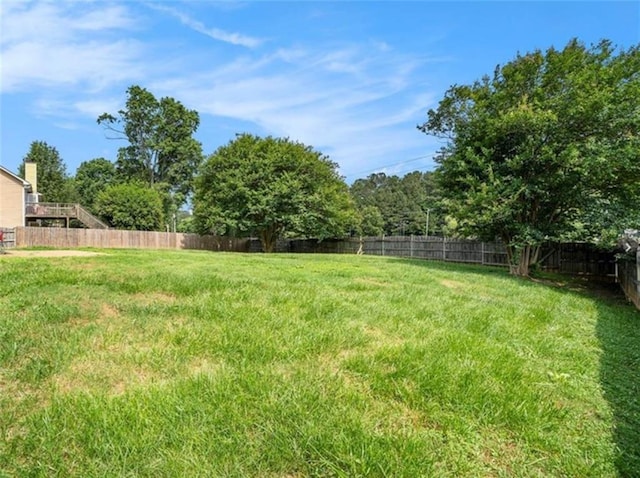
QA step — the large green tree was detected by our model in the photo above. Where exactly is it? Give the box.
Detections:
[18,141,74,203]
[193,134,358,252]
[350,171,441,236]
[400,171,442,235]
[94,183,164,231]
[351,173,405,235]
[97,85,203,208]
[418,39,640,276]
[358,205,385,236]
[74,158,117,213]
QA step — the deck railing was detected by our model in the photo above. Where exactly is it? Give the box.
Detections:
[26,202,78,217]
[25,203,109,229]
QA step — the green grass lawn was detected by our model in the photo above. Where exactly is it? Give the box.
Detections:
[0,249,638,477]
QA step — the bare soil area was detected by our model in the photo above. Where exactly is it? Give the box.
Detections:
[0,250,103,258]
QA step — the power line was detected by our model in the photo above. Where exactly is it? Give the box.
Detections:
[390,165,437,177]
[345,154,433,178]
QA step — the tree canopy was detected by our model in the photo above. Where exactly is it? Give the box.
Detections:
[94,182,164,231]
[74,158,117,213]
[350,171,442,236]
[193,134,358,252]
[97,85,203,207]
[18,141,74,203]
[418,39,640,276]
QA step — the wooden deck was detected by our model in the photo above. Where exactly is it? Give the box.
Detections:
[25,203,109,229]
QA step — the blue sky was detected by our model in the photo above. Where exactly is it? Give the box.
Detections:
[1,1,638,183]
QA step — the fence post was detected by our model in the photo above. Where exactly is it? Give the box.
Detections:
[481,242,485,265]
[410,235,414,258]
[15,227,23,247]
[443,237,446,261]
[382,234,385,256]
[636,249,640,297]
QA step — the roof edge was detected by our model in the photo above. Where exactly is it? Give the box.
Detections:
[0,164,32,191]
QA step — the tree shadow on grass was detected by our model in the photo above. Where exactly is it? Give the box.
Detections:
[594,297,640,477]
[549,274,640,477]
[385,256,509,279]
[389,257,640,476]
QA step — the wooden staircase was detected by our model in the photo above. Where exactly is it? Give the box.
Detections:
[25,203,109,229]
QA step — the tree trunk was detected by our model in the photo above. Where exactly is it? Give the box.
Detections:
[260,226,278,253]
[507,243,542,277]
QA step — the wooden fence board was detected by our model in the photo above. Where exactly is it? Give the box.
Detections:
[617,253,640,309]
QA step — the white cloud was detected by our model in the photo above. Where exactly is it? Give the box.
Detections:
[73,98,122,119]
[30,94,120,124]
[72,5,136,32]
[372,40,391,53]
[2,39,145,92]
[0,2,145,93]
[1,1,441,179]
[148,44,439,179]
[148,4,263,48]
[0,2,135,46]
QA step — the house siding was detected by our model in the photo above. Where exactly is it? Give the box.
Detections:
[0,169,26,228]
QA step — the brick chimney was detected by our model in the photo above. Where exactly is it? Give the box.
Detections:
[24,161,37,194]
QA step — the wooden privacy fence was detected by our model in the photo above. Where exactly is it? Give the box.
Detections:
[539,242,617,278]
[289,236,509,265]
[0,228,16,249]
[287,236,616,278]
[617,252,640,309]
[14,227,250,252]
[13,227,616,279]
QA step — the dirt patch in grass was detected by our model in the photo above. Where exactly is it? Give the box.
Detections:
[441,279,465,289]
[362,325,406,348]
[131,291,177,305]
[1,250,104,258]
[187,357,226,377]
[67,302,120,327]
[53,359,162,396]
[354,277,390,287]
[100,303,120,319]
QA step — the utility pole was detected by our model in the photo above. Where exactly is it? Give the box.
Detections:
[425,209,430,237]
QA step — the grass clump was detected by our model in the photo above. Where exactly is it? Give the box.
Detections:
[0,249,638,477]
